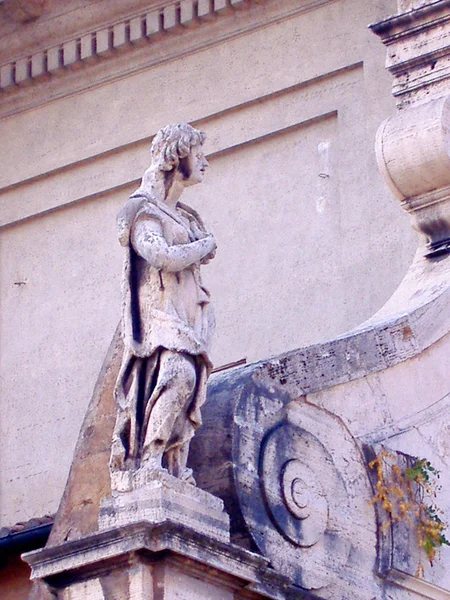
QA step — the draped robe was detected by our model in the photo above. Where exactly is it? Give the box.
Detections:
[110,192,215,470]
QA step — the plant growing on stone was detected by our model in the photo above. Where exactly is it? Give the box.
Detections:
[369,450,449,569]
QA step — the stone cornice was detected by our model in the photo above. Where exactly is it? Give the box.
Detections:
[24,520,297,599]
[371,0,450,37]
[370,0,450,102]
[0,0,248,89]
[0,0,336,118]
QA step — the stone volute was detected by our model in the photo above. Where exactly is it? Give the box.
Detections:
[189,370,379,599]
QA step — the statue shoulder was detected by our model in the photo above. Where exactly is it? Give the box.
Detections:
[117,195,163,246]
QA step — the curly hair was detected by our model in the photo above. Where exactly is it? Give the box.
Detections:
[151,123,206,172]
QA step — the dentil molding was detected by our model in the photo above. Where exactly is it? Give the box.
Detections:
[0,0,336,118]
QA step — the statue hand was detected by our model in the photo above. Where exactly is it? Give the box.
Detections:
[201,248,216,265]
[205,233,217,255]
[200,234,217,264]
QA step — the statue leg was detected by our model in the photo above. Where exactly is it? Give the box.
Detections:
[141,351,196,472]
[110,353,143,471]
[165,358,208,481]
[165,440,195,482]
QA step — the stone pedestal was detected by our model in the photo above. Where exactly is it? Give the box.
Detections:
[99,470,230,544]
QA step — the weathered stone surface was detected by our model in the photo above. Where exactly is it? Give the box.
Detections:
[99,470,230,544]
[372,0,450,258]
[1,0,411,534]
[375,95,450,255]
[27,579,56,600]
[371,0,450,106]
[45,328,123,548]
[24,218,450,599]
[6,1,450,598]
[366,4,450,595]
[191,378,378,599]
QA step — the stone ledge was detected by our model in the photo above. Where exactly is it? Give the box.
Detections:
[215,245,450,402]
[23,520,298,599]
[386,568,450,599]
[370,0,450,36]
[370,0,450,102]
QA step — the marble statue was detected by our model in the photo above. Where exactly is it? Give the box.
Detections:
[110,123,216,484]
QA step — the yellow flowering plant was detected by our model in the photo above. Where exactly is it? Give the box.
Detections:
[369,450,449,570]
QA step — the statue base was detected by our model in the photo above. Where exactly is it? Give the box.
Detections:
[99,468,230,544]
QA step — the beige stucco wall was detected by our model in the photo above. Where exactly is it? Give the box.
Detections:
[0,0,415,527]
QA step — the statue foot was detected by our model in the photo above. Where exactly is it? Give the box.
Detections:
[140,456,165,472]
[180,467,196,485]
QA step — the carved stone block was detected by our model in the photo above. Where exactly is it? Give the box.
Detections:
[99,470,230,544]
[46,46,63,74]
[0,63,15,89]
[80,35,95,62]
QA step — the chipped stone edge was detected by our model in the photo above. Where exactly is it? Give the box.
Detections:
[211,252,450,404]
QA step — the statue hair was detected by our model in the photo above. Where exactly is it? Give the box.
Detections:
[151,123,206,172]
[138,124,206,198]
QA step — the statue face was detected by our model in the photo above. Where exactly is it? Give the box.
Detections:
[183,146,209,186]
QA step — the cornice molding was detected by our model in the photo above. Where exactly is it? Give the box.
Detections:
[0,0,336,118]
[370,0,450,102]
[370,0,450,37]
[0,0,247,89]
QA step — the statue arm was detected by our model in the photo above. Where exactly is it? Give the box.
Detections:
[131,215,216,273]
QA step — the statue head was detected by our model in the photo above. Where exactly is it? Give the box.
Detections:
[150,123,206,173]
[118,124,208,245]
[137,124,207,196]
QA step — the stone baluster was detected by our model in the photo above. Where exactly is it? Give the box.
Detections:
[371,0,450,257]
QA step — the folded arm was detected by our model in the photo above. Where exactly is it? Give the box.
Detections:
[131,215,216,273]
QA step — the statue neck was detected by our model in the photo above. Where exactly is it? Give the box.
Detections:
[138,166,188,212]
[164,179,185,210]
